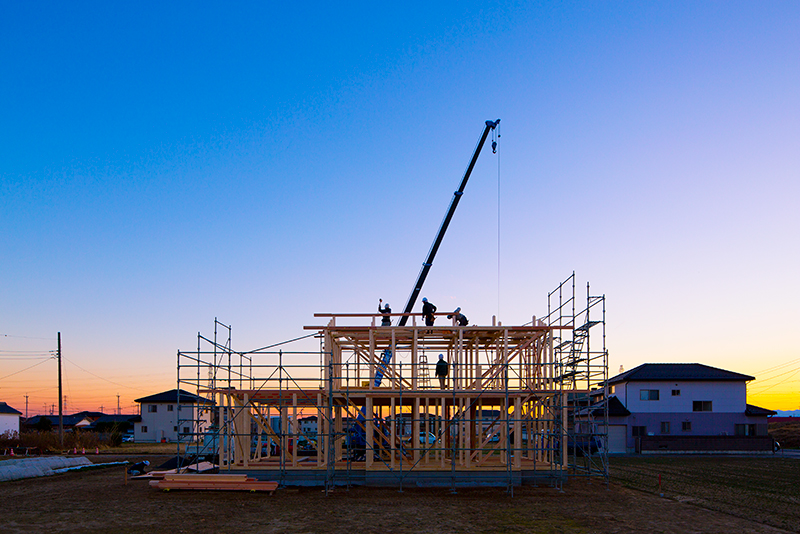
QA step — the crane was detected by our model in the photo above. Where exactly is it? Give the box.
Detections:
[397,119,500,327]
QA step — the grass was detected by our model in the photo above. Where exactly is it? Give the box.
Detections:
[609,455,800,532]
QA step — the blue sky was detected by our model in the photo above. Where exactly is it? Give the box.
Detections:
[1,2,798,413]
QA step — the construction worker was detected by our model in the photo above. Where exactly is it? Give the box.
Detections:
[127,460,150,476]
[447,307,468,326]
[435,354,449,389]
[421,297,437,327]
[378,299,392,326]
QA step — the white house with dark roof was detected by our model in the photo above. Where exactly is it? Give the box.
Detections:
[133,389,212,443]
[0,402,22,434]
[604,363,775,453]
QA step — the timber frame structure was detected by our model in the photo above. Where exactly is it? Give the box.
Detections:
[176,274,608,491]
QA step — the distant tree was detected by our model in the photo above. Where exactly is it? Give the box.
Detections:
[33,417,53,432]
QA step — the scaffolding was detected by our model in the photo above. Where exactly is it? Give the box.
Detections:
[545,272,608,482]
[176,276,607,491]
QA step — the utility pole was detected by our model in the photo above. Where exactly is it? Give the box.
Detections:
[58,332,63,448]
[25,395,29,419]
[117,394,120,415]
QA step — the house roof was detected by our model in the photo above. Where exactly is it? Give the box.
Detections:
[134,389,212,404]
[0,402,22,415]
[745,404,777,416]
[586,396,631,418]
[608,363,754,385]
[25,414,87,426]
[92,414,140,424]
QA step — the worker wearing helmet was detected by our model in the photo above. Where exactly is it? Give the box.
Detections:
[447,307,468,327]
[421,297,437,327]
[435,354,449,389]
[378,299,392,326]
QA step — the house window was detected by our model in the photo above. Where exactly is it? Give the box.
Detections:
[148,405,157,413]
[167,405,174,412]
[682,421,691,432]
[141,426,148,433]
[173,426,178,432]
[671,389,680,396]
[632,426,647,437]
[735,424,757,436]
[640,389,660,401]
[693,401,712,412]
[661,422,670,434]
[183,426,190,434]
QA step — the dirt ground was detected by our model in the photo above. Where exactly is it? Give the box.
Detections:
[2,454,796,534]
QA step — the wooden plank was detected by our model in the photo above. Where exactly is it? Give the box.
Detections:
[164,473,247,482]
[155,480,279,493]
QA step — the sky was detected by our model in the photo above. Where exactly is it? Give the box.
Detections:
[1,2,798,415]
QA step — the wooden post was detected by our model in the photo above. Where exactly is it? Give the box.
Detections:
[335,405,343,462]
[514,396,522,469]
[369,329,375,390]
[412,328,418,390]
[366,396,374,469]
[292,393,298,467]
[281,406,288,466]
[413,398,420,463]
[424,397,430,464]
[562,394,568,469]
[316,393,323,466]
[390,397,396,470]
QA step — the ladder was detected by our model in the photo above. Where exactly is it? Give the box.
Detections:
[418,353,431,389]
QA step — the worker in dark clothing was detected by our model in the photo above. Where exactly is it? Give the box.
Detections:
[421,297,437,327]
[128,460,150,476]
[435,354,449,389]
[378,299,392,326]
[447,307,468,326]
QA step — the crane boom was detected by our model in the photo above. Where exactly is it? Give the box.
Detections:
[397,119,500,327]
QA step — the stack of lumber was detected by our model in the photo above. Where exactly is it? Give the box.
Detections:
[149,473,278,493]
[132,461,217,480]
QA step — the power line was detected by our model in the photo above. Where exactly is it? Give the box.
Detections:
[63,357,150,392]
[0,358,53,381]
[750,365,800,388]
[753,358,800,379]
[0,350,55,354]
[1,333,57,340]
[750,368,800,394]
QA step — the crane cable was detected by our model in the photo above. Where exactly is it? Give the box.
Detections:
[494,123,501,322]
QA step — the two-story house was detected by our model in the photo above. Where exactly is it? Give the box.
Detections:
[605,363,775,453]
[133,389,212,443]
[0,402,22,434]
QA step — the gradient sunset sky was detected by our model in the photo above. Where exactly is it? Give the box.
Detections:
[1,2,798,415]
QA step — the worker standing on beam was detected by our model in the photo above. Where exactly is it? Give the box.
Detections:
[378,299,392,326]
[421,297,437,327]
[435,354,449,389]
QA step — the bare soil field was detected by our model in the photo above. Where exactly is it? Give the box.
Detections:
[2,454,797,534]
[610,456,800,533]
[770,421,800,449]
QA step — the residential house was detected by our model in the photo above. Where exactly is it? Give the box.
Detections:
[298,416,317,436]
[0,402,22,434]
[23,411,104,432]
[603,363,776,453]
[133,389,212,443]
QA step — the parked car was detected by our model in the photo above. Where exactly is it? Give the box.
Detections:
[403,432,438,445]
[122,433,134,443]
